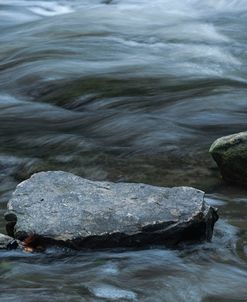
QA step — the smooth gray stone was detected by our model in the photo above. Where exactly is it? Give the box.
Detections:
[0,233,19,250]
[5,171,218,249]
[209,131,247,185]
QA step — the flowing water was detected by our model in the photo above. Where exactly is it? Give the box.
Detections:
[0,0,247,301]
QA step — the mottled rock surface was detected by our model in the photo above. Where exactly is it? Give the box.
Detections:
[5,171,218,249]
[209,131,247,185]
[0,233,19,250]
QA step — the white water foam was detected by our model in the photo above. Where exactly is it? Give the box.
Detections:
[29,2,73,17]
[89,284,137,300]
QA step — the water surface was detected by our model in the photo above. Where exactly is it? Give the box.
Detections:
[0,1,247,301]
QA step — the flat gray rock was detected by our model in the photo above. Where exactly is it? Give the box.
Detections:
[5,171,218,249]
[209,131,247,185]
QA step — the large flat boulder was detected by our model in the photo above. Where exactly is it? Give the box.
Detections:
[209,131,247,185]
[5,171,218,249]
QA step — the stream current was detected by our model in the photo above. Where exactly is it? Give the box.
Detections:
[0,1,247,301]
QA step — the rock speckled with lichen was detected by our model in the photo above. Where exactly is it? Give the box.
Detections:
[209,131,247,185]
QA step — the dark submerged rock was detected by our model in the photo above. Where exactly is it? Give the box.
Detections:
[5,171,218,249]
[209,131,247,185]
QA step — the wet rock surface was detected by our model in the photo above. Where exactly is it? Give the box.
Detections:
[5,171,218,249]
[0,233,19,250]
[209,131,247,186]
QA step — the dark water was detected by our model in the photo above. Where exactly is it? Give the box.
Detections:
[0,1,247,301]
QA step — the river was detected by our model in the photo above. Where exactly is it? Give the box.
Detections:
[0,0,247,301]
